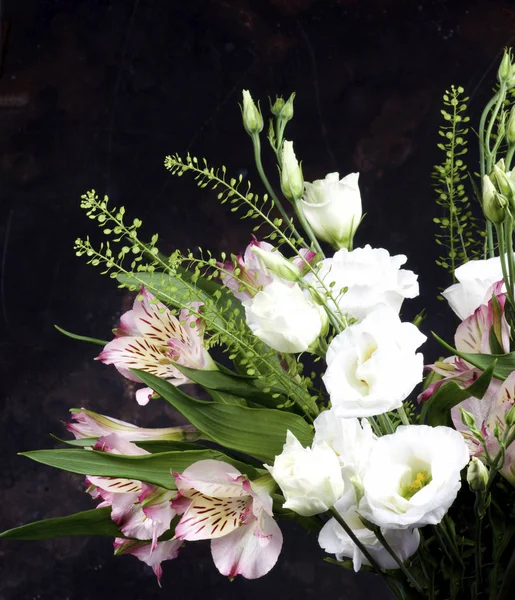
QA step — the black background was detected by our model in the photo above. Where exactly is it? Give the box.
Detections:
[0,0,511,598]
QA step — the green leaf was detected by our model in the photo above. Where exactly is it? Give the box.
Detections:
[424,360,496,426]
[54,324,108,346]
[174,363,284,409]
[21,448,257,488]
[0,508,121,540]
[433,332,515,380]
[133,369,313,463]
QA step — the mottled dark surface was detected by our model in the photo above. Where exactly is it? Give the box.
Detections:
[0,0,511,598]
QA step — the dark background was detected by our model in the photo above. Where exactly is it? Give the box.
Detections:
[0,0,512,598]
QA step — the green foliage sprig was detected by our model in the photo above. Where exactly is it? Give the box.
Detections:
[433,85,484,280]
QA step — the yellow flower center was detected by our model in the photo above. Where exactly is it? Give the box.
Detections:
[400,471,432,500]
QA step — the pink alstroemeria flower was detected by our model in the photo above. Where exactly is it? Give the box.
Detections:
[114,538,182,585]
[419,287,509,404]
[219,238,317,302]
[451,372,515,486]
[172,460,283,579]
[86,434,176,549]
[66,408,200,443]
[97,287,216,405]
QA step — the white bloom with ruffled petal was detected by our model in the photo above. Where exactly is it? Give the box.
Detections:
[323,308,426,418]
[360,425,470,529]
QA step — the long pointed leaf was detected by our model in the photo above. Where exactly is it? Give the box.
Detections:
[0,508,120,540]
[133,369,313,463]
[21,448,256,489]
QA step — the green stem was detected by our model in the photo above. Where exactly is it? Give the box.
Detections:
[505,213,515,298]
[485,84,506,173]
[473,493,484,600]
[496,223,515,306]
[506,144,515,171]
[480,94,500,258]
[373,527,425,596]
[293,196,325,258]
[251,133,302,243]
[397,405,411,426]
[377,413,395,435]
[328,509,399,597]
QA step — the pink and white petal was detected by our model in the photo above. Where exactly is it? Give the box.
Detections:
[136,386,155,406]
[179,302,205,339]
[114,309,141,337]
[174,493,250,541]
[97,336,183,382]
[170,493,192,515]
[211,512,283,580]
[292,248,318,274]
[175,460,245,498]
[94,433,149,456]
[132,287,187,345]
[87,475,142,496]
[114,538,182,585]
[455,304,488,354]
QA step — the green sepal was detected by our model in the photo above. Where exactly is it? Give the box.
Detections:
[423,359,496,426]
[21,448,258,489]
[0,507,121,541]
[132,369,313,463]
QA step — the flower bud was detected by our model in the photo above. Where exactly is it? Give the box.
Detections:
[498,50,513,84]
[491,161,514,198]
[467,457,488,492]
[271,97,285,116]
[301,172,362,250]
[482,175,507,224]
[460,407,477,429]
[508,107,515,145]
[505,404,515,428]
[241,89,263,135]
[250,245,301,282]
[280,140,304,201]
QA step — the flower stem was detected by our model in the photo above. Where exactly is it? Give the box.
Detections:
[293,196,325,258]
[328,509,399,597]
[397,405,411,426]
[251,133,302,243]
[506,144,515,170]
[373,527,425,596]
[473,492,484,600]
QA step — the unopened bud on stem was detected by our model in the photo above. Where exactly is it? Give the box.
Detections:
[467,457,488,492]
[241,90,263,135]
[280,140,304,202]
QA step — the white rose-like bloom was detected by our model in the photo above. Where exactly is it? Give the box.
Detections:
[442,257,505,320]
[319,509,420,572]
[305,245,418,321]
[265,431,344,517]
[323,308,426,418]
[360,425,470,529]
[313,409,376,512]
[243,280,326,353]
[301,172,362,250]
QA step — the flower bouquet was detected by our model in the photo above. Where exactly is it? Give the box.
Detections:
[3,49,515,600]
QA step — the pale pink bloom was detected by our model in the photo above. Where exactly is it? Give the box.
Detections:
[218,239,276,301]
[419,289,509,404]
[97,287,216,405]
[219,238,317,302]
[113,538,182,585]
[172,459,283,579]
[66,408,200,442]
[452,372,515,486]
[86,434,176,547]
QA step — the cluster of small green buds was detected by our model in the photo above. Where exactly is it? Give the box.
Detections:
[241,90,264,135]
[280,140,304,202]
[271,93,295,122]
[467,457,489,493]
[250,245,301,282]
[460,407,485,442]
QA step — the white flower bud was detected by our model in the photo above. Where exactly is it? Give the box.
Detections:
[467,457,488,492]
[280,141,304,201]
[241,90,263,135]
[301,172,362,250]
[250,245,300,282]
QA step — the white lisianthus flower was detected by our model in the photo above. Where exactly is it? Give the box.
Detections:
[265,431,345,517]
[442,257,505,320]
[313,409,376,511]
[360,425,470,529]
[305,245,419,321]
[323,308,426,418]
[301,172,362,250]
[243,280,327,353]
[318,509,420,572]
